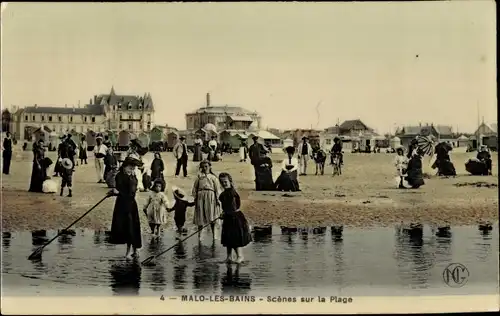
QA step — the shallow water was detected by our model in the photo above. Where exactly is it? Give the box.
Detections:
[2,224,498,297]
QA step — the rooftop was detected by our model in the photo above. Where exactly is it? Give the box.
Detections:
[21,104,105,116]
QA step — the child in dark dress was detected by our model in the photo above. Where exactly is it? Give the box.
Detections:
[167,187,195,239]
[218,172,252,264]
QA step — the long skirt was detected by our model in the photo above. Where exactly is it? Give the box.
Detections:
[405,171,425,188]
[193,145,203,162]
[465,159,489,176]
[433,159,456,176]
[79,149,87,160]
[142,174,152,191]
[110,196,142,248]
[239,147,247,161]
[275,170,300,192]
[193,190,221,226]
[255,166,275,191]
[3,151,12,174]
[221,211,252,248]
[28,162,46,193]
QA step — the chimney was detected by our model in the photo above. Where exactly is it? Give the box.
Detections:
[34,104,38,108]
[65,104,67,108]
[94,95,97,104]
[206,93,211,107]
[419,122,421,127]
[89,98,92,105]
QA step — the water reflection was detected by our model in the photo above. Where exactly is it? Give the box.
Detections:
[3,232,11,249]
[109,260,142,295]
[146,237,166,292]
[31,230,48,246]
[221,264,252,295]
[30,257,48,275]
[331,230,345,285]
[192,244,220,293]
[331,226,344,242]
[478,223,493,238]
[251,226,272,243]
[173,243,188,290]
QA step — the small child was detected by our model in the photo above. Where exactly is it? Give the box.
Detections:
[143,179,169,236]
[60,158,74,197]
[167,187,195,238]
[394,146,408,189]
[218,172,252,264]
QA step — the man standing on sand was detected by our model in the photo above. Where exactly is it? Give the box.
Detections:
[173,136,188,177]
[249,136,267,188]
[297,136,313,175]
[93,135,108,183]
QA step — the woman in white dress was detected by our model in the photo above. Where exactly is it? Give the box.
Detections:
[192,160,222,242]
[239,139,248,162]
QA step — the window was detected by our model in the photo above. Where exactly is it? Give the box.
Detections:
[119,123,123,129]
[69,116,73,122]
[118,103,122,110]
[113,105,116,111]
[128,124,132,130]
[41,115,45,121]
[128,103,132,110]
[91,117,95,123]
[139,115,143,120]
[25,115,28,121]
[84,116,87,122]
[326,139,331,145]
[32,115,35,121]
[119,114,122,120]
[48,116,52,122]
[147,114,151,120]
[139,104,142,110]
[58,116,62,122]
[128,115,132,119]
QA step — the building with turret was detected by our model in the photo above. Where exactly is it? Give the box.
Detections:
[9,87,155,141]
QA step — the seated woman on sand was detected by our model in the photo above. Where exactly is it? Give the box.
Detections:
[275,146,301,192]
[404,149,425,189]
[466,145,493,176]
[255,151,275,191]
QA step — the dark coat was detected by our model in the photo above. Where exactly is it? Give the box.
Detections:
[405,155,425,188]
[28,142,47,193]
[255,156,275,191]
[150,158,165,181]
[109,170,142,248]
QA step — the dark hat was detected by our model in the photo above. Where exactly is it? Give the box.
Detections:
[179,136,186,140]
[334,137,340,142]
[302,136,308,140]
[285,146,295,154]
[252,135,259,140]
[122,156,143,167]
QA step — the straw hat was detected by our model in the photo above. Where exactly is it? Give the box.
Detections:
[61,158,73,170]
[172,186,188,201]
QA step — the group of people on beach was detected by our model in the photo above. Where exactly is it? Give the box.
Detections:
[108,154,252,263]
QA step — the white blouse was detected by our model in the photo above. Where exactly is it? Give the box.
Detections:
[280,156,299,172]
[93,144,108,157]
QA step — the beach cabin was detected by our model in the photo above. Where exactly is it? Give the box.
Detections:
[166,131,179,151]
[69,130,82,148]
[48,131,59,151]
[86,130,97,147]
[282,138,294,151]
[105,130,118,147]
[118,130,131,147]
[249,130,281,152]
[150,126,166,143]
[456,135,469,148]
[33,126,51,142]
[390,136,401,149]
[137,132,151,148]
[219,130,248,149]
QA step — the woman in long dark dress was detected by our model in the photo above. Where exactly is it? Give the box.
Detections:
[254,152,275,191]
[405,150,425,189]
[275,146,300,192]
[193,138,203,162]
[29,139,47,193]
[3,132,13,175]
[108,157,144,258]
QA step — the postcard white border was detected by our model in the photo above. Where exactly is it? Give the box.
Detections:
[1,295,499,315]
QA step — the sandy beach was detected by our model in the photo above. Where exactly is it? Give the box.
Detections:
[2,149,498,231]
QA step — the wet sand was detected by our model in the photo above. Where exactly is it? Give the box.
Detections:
[2,150,498,231]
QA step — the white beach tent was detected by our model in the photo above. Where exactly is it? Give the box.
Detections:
[390,136,401,149]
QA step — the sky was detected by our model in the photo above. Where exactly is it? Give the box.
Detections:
[1,1,496,134]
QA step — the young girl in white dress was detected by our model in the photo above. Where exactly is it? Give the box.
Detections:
[143,179,169,236]
[394,146,408,189]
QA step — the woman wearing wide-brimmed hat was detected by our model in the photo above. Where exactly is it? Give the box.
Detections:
[191,160,222,242]
[275,146,301,192]
[108,156,144,258]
